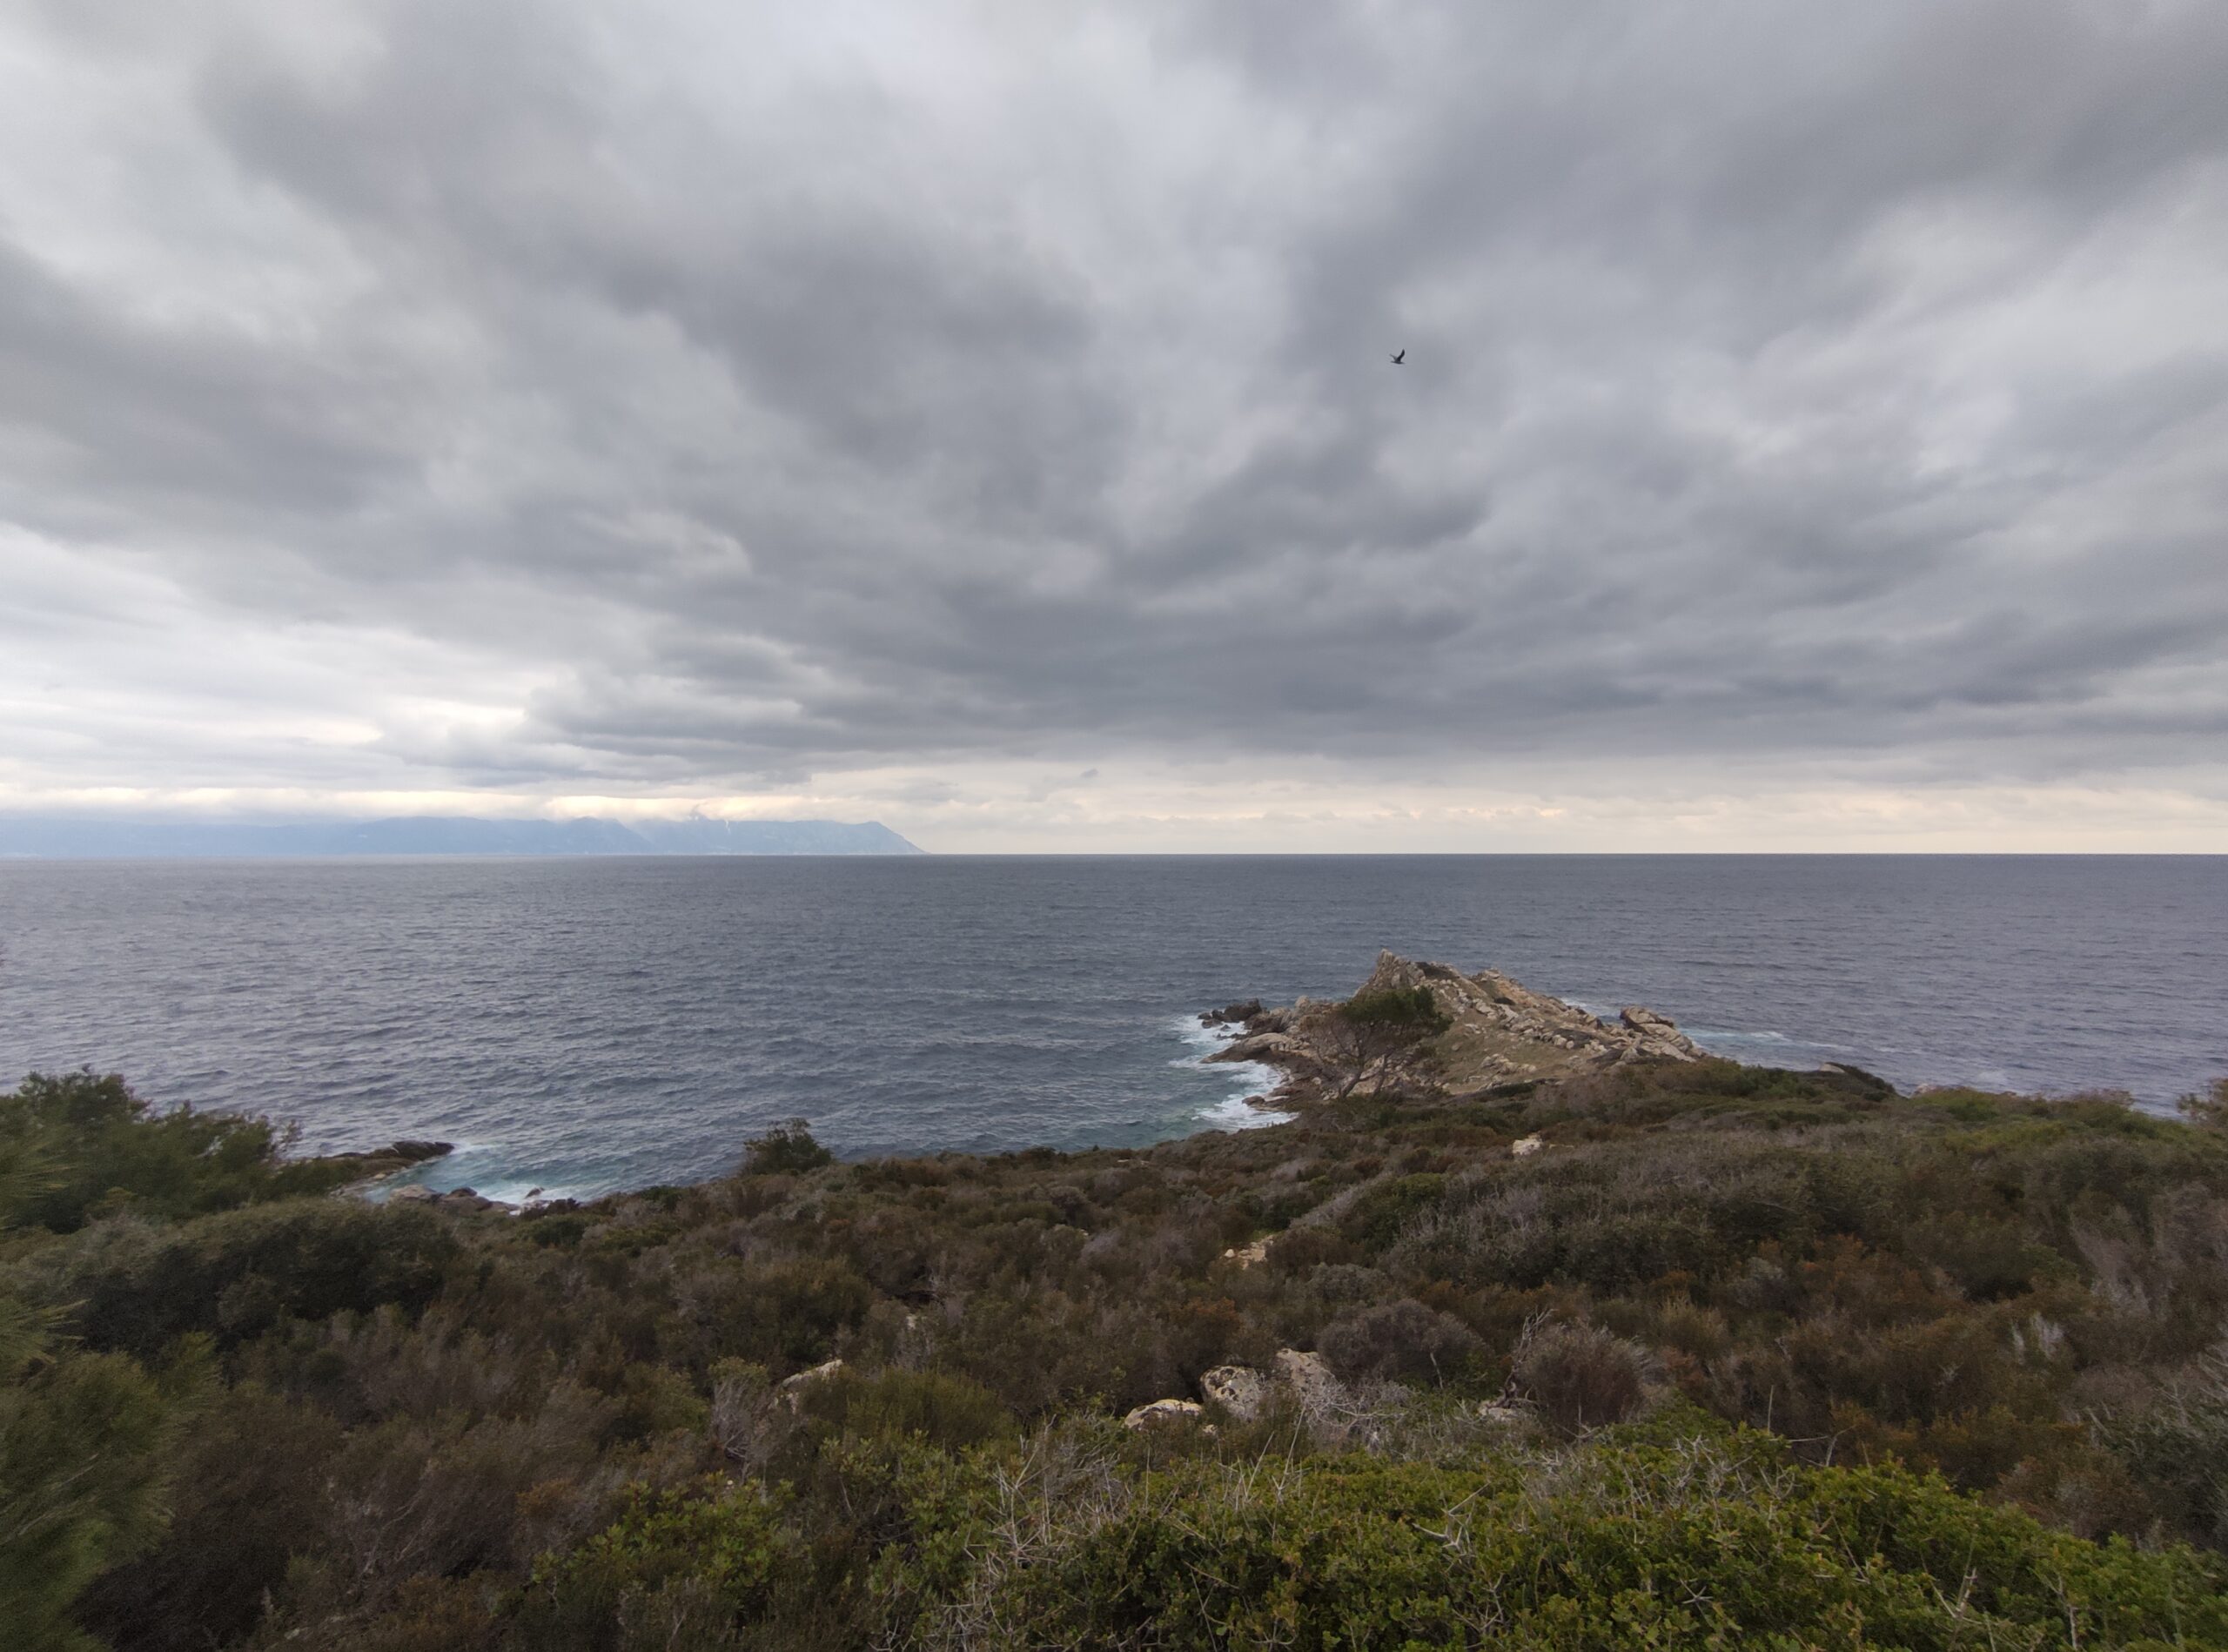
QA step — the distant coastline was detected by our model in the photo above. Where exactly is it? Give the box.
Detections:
[0,814,924,858]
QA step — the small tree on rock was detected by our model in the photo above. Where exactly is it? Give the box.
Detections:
[741,1119,834,1176]
[1318,987,1452,1099]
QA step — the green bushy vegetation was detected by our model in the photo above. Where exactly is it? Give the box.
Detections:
[5,1059,2228,1648]
[886,1423,2228,1649]
[0,1071,371,1232]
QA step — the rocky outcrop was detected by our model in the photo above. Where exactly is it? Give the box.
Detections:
[1133,1351,1353,1434]
[1201,999,1265,1026]
[1204,951,1702,1103]
[1123,1397,1205,1429]
[1200,1365,1270,1420]
[1272,1349,1349,1421]
[1217,1030,1307,1064]
[387,1182,507,1212]
[779,1358,845,1409]
[327,1138,454,1166]
[1619,1006,1703,1062]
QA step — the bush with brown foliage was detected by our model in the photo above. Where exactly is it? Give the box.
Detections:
[1510,1320,1655,1435]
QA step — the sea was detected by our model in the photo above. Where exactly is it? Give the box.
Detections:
[2,856,2222,1202]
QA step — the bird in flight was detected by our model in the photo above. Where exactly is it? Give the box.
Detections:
[1390,348,1406,365]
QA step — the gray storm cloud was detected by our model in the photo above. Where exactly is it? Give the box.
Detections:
[1,0,2225,837]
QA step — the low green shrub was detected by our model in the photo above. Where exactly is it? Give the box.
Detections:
[17,1199,458,1358]
[798,1366,1016,1452]
[741,1120,835,1177]
[521,1477,793,1651]
[0,1071,363,1233]
[899,1434,2228,1649]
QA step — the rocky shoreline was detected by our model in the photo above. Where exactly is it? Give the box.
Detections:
[1203,950,1703,1108]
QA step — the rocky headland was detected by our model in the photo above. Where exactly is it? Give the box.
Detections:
[1205,950,1702,1104]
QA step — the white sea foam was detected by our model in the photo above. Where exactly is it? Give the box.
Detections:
[361,1141,591,1207]
[1167,1013,1292,1131]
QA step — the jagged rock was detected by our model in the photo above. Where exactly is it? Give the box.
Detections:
[1208,1031,1305,1064]
[1621,1006,1703,1060]
[388,1185,436,1203]
[1221,1239,1271,1268]
[779,1358,845,1409]
[1272,1348,1348,1422]
[1511,1134,1547,1158]
[1200,999,1265,1026]
[1204,952,1703,1103]
[329,1138,454,1163]
[1123,1398,1205,1430]
[1200,1365,1270,1420]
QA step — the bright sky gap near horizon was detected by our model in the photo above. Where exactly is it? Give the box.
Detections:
[3,3,2225,852]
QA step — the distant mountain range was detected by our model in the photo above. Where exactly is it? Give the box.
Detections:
[0,816,924,858]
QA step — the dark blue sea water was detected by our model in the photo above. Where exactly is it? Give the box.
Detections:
[2,856,2222,1201]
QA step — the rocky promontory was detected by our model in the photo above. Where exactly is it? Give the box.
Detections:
[1205,950,1701,1103]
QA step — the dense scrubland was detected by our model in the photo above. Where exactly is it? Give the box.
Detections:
[6,1053,2228,1649]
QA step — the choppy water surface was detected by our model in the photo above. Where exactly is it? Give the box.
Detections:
[2,856,2222,1199]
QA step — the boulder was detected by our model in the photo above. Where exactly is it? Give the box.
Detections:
[1619,1006,1702,1058]
[1209,1031,1304,1064]
[1511,1134,1547,1158]
[1200,999,1266,1027]
[1123,1398,1205,1430]
[1221,1239,1272,1268]
[1200,1365,1270,1421]
[1272,1348,1348,1421]
[778,1358,845,1409]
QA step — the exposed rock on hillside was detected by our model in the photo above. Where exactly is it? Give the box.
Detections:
[1206,950,1701,1102]
[1123,1397,1205,1430]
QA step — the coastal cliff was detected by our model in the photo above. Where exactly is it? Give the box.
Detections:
[1206,950,1702,1102]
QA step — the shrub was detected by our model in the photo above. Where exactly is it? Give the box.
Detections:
[21,1199,459,1359]
[521,1477,792,1651]
[0,1070,360,1233]
[902,1436,2228,1649]
[2097,1349,2228,1548]
[1339,1172,1446,1251]
[1317,1299,1483,1387]
[79,1380,344,1652]
[741,1120,834,1176]
[2184,1078,2228,1131]
[1512,1320,1655,1436]
[0,1344,176,1652]
[1264,1226,1357,1273]
[685,1256,876,1370]
[798,1367,1016,1451]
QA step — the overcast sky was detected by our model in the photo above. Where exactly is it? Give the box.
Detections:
[2,0,2225,850]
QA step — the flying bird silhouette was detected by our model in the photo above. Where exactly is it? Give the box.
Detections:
[1390,349,1406,365]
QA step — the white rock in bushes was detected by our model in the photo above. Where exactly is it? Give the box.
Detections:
[1200,1365,1270,1420]
[1123,1398,1206,1430]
